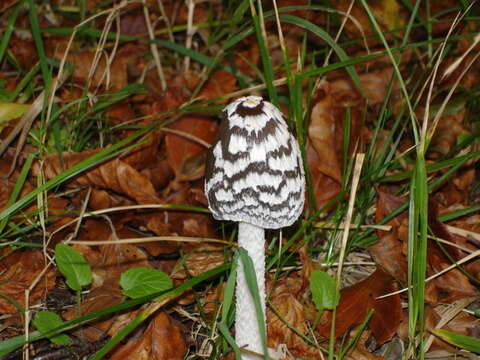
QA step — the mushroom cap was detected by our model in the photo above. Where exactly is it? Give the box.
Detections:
[205,96,305,229]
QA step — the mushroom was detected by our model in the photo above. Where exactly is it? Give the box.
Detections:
[205,96,305,359]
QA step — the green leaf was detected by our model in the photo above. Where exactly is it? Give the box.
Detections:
[432,329,480,354]
[0,102,30,123]
[309,270,339,312]
[33,311,71,345]
[55,244,92,291]
[120,268,173,299]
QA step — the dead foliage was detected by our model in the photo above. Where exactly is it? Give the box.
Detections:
[0,0,479,359]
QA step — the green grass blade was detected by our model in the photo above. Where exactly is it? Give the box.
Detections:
[249,0,278,105]
[407,155,428,358]
[0,0,25,65]
[28,0,51,88]
[0,153,35,233]
[279,14,365,95]
[221,256,237,323]
[432,329,480,354]
[219,323,242,360]
[238,247,269,360]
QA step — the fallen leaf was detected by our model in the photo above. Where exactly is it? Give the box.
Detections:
[334,0,406,46]
[344,330,384,360]
[62,279,124,342]
[55,44,144,91]
[0,249,56,314]
[196,282,225,319]
[308,82,343,183]
[267,274,319,359]
[110,311,187,360]
[318,269,402,346]
[425,242,478,305]
[427,102,469,158]
[36,149,160,204]
[0,102,30,123]
[165,115,218,181]
[306,143,341,210]
[369,190,408,283]
[9,35,37,69]
[199,70,237,102]
[172,244,225,280]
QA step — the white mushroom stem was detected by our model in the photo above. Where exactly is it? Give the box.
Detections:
[236,222,266,359]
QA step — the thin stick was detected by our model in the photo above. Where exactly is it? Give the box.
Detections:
[69,235,232,246]
[183,0,195,72]
[336,153,365,283]
[143,0,167,90]
[156,0,174,43]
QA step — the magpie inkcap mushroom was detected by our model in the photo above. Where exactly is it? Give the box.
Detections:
[205,96,305,230]
[205,96,305,359]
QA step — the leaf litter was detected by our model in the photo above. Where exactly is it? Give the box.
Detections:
[0,1,479,359]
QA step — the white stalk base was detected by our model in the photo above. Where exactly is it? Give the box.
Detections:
[236,222,266,360]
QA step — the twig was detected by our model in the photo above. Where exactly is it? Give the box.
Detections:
[336,153,365,283]
[143,0,167,90]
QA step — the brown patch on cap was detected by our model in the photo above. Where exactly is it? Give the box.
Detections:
[234,99,265,117]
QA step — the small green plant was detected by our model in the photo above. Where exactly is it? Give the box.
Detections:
[33,311,71,346]
[309,269,339,313]
[120,267,173,299]
[55,243,92,319]
[55,243,92,291]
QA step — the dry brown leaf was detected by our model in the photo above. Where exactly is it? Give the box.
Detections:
[330,67,397,108]
[9,35,37,69]
[199,70,238,102]
[110,311,187,360]
[308,82,343,183]
[433,168,476,209]
[122,136,160,171]
[344,330,384,360]
[428,105,469,158]
[88,188,136,210]
[306,143,341,210]
[101,239,152,279]
[370,190,408,283]
[62,279,124,342]
[424,203,479,304]
[197,282,225,319]
[119,12,148,36]
[0,157,35,212]
[318,269,402,346]
[232,41,260,79]
[165,115,218,181]
[419,1,461,35]
[36,149,160,204]
[0,249,56,314]
[141,158,175,191]
[334,0,406,46]
[172,244,225,280]
[75,221,153,282]
[267,274,319,359]
[54,44,144,91]
[425,244,478,305]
